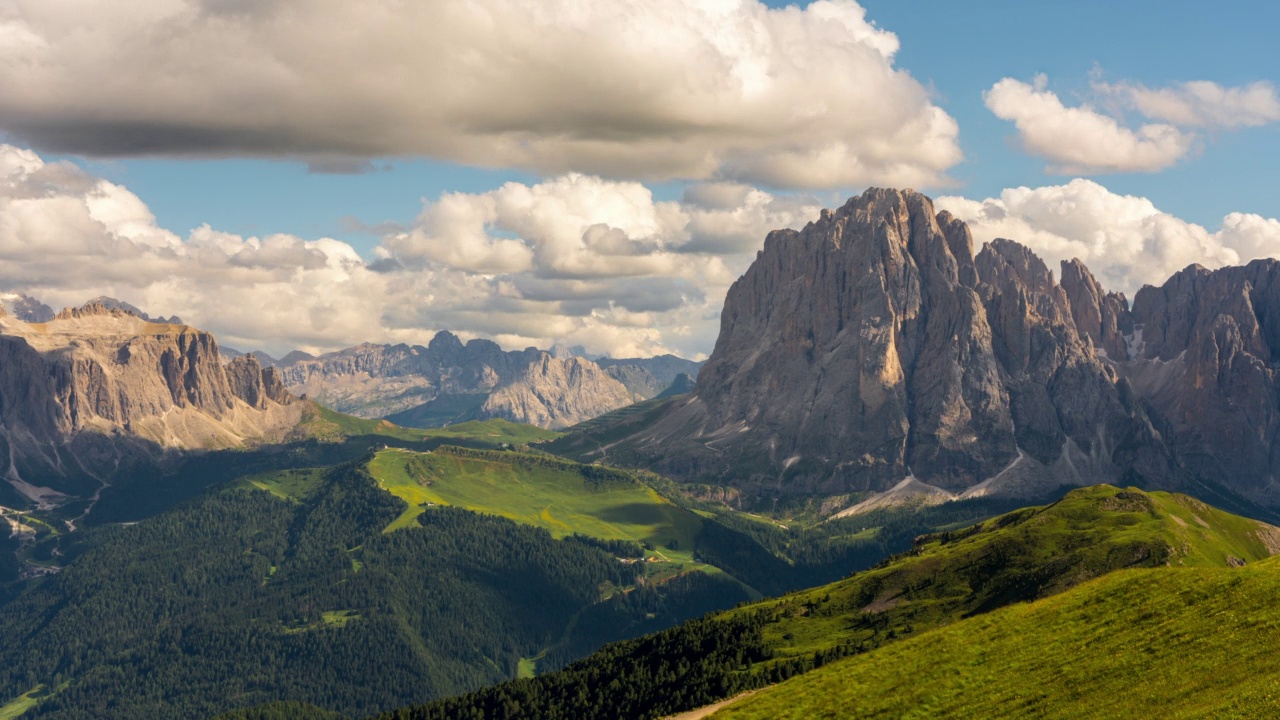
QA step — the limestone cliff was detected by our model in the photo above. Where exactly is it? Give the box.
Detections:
[0,303,301,502]
[565,188,1195,508]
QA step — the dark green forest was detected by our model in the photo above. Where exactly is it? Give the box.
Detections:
[0,435,1040,720]
[0,460,748,719]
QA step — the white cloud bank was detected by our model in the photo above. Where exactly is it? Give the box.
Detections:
[937,179,1280,295]
[984,76,1193,173]
[1101,80,1280,129]
[0,0,960,188]
[0,145,822,359]
[985,76,1280,174]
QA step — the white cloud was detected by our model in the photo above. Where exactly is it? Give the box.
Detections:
[985,76,1194,173]
[0,145,820,359]
[0,0,961,189]
[937,179,1280,295]
[1100,80,1280,129]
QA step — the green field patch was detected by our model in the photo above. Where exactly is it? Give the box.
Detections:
[321,610,360,627]
[241,468,328,501]
[282,610,361,634]
[367,448,702,549]
[0,684,55,720]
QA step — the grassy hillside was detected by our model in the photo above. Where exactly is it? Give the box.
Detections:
[715,556,1280,719]
[383,394,490,429]
[367,447,701,549]
[381,485,1280,720]
[540,396,675,463]
[300,403,559,446]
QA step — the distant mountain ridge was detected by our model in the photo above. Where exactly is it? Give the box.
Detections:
[0,292,53,323]
[553,187,1280,515]
[276,332,703,430]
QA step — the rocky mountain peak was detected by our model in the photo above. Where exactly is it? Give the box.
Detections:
[585,187,1191,508]
[54,302,143,322]
[0,291,54,323]
[80,296,183,324]
[0,309,302,499]
[428,330,465,354]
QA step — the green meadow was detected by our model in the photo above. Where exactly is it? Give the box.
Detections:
[301,403,561,446]
[716,557,1280,719]
[366,447,702,549]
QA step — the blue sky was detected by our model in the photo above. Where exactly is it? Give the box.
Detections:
[0,0,1277,356]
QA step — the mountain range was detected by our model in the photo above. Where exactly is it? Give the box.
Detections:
[271,335,701,430]
[554,187,1280,517]
[4,187,1280,719]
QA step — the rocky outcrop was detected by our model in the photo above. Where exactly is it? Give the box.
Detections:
[655,372,698,399]
[0,304,301,500]
[597,355,704,398]
[573,188,1193,507]
[481,355,638,429]
[278,333,701,429]
[81,296,182,324]
[1059,259,1132,359]
[1122,260,1280,505]
[0,292,53,323]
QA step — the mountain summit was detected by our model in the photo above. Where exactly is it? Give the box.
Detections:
[559,188,1280,513]
[0,302,300,503]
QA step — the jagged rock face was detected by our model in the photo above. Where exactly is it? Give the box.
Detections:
[597,355,704,398]
[0,292,53,323]
[655,372,698,399]
[0,303,300,497]
[279,332,699,429]
[641,190,1021,494]
[596,188,1183,503]
[1059,259,1132,360]
[1125,260,1280,504]
[481,355,638,429]
[81,296,183,325]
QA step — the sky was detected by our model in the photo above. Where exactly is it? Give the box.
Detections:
[0,0,1277,358]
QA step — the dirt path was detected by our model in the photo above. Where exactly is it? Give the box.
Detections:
[663,691,759,720]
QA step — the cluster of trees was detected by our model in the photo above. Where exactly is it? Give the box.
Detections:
[377,613,776,720]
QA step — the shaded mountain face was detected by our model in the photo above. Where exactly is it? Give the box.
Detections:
[0,292,53,323]
[573,187,1280,512]
[278,334,701,430]
[0,302,300,502]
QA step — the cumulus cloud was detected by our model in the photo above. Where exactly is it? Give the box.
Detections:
[1099,80,1280,129]
[937,179,1280,294]
[0,0,960,188]
[0,145,821,359]
[984,76,1194,173]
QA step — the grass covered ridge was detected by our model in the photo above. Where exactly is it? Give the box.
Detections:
[382,484,1280,720]
[366,447,702,552]
[299,404,560,446]
[715,556,1280,719]
[732,484,1280,671]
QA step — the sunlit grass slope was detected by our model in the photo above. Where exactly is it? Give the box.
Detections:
[733,484,1280,668]
[715,557,1280,719]
[380,485,1280,720]
[300,403,560,446]
[366,447,701,547]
